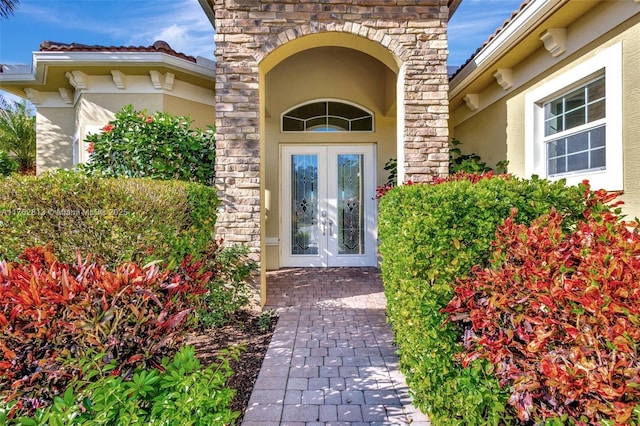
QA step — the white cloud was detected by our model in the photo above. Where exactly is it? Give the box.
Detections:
[11,0,215,59]
[127,0,215,58]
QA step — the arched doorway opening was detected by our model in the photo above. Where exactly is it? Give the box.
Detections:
[259,37,401,271]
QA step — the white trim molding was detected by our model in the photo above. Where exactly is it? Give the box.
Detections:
[525,42,623,191]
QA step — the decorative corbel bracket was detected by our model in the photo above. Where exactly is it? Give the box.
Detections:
[149,70,163,89]
[493,68,513,90]
[163,72,175,90]
[540,28,567,57]
[110,70,126,89]
[24,88,41,105]
[58,88,73,104]
[65,70,89,89]
[462,94,479,111]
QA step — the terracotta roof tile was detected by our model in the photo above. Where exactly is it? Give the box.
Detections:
[38,40,197,63]
[450,0,531,80]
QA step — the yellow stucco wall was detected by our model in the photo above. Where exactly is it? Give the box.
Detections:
[164,95,215,129]
[36,108,75,172]
[622,22,640,218]
[450,100,508,169]
[263,46,397,269]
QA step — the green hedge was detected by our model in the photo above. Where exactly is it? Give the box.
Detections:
[0,172,218,266]
[378,176,586,425]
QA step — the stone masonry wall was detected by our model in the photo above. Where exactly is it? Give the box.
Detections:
[212,0,450,263]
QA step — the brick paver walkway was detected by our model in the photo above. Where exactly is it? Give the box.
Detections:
[242,268,430,426]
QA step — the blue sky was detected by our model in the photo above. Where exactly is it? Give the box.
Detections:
[0,0,523,100]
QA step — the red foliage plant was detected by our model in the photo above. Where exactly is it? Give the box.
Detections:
[430,170,511,185]
[375,172,512,198]
[444,185,640,425]
[0,245,213,418]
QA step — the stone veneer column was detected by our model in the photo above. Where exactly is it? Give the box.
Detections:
[212,0,450,263]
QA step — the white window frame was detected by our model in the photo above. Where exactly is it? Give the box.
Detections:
[525,42,622,190]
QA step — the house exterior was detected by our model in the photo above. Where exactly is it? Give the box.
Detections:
[1,0,459,303]
[0,41,216,171]
[7,0,636,303]
[450,0,640,219]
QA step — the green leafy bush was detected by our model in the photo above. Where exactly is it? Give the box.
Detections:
[444,188,640,425]
[81,104,216,185]
[195,244,256,328]
[0,150,17,176]
[9,346,239,425]
[378,175,586,425]
[0,172,218,266]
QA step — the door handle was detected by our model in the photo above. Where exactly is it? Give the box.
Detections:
[328,219,333,235]
[320,218,326,235]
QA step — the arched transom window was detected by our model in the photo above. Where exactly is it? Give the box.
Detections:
[282,101,373,132]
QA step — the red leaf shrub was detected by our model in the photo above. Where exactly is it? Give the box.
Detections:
[430,170,511,185]
[444,187,640,425]
[0,245,213,418]
[375,172,512,199]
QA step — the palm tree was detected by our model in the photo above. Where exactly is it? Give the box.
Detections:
[0,0,18,19]
[0,97,36,173]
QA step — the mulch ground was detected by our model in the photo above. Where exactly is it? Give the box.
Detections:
[187,307,278,424]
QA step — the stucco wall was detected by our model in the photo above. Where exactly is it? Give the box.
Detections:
[450,99,507,169]
[36,108,75,172]
[621,21,640,218]
[164,95,215,129]
[263,46,397,269]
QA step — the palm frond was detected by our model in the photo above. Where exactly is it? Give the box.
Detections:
[0,0,19,19]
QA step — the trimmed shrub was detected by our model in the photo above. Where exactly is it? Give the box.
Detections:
[444,189,640,425]
[0,172,218,266]
[378,175,586,425]
[81,104,216,185]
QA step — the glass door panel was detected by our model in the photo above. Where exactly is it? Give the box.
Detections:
[337,154,364,255]
[291,155,319,255]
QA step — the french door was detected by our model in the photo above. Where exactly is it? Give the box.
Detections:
[281,144,377,267]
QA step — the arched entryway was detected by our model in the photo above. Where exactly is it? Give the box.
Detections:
[259,35,401,272]
[212,2,452,304]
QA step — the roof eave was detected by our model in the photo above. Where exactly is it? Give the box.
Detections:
[449,0,568,98]
[198,0,216,28]
[0,50,215,89]
[448,0,463,20]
